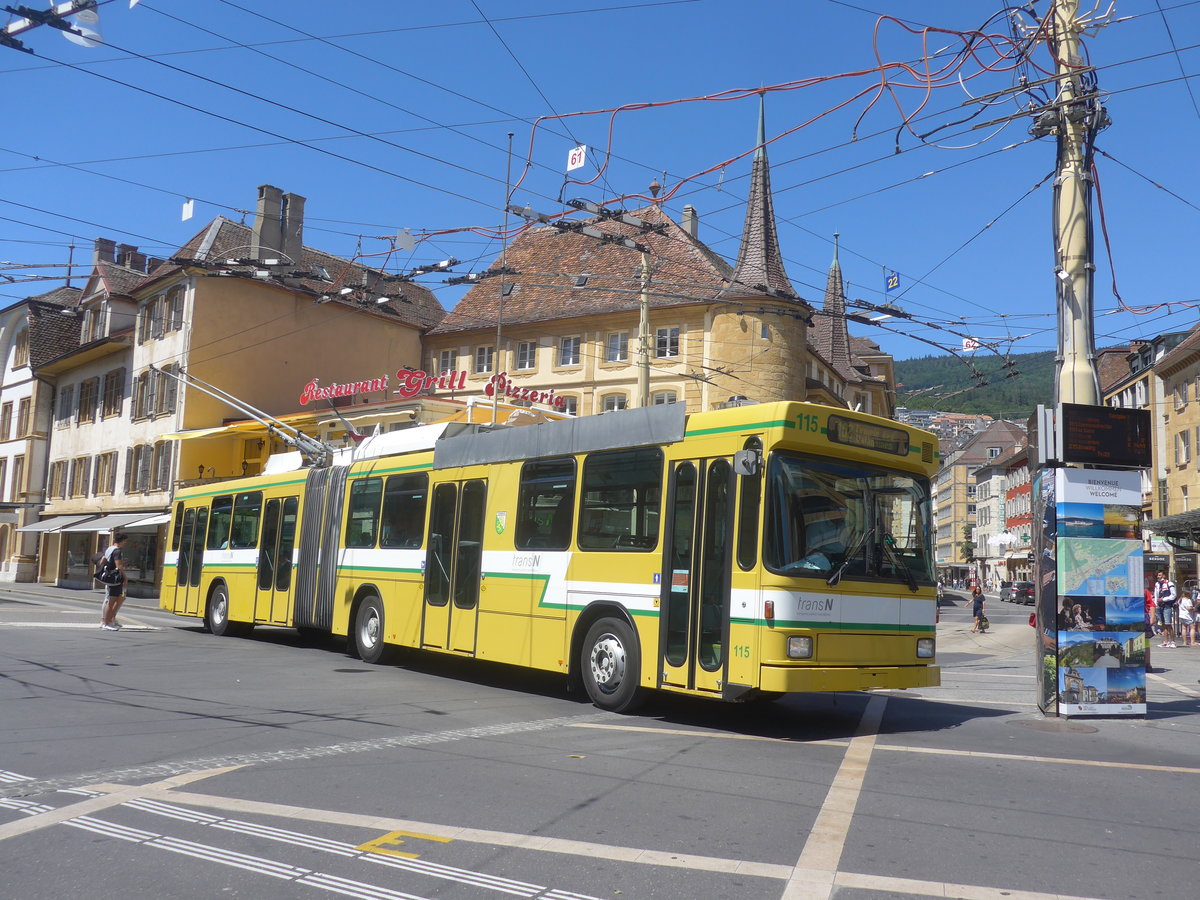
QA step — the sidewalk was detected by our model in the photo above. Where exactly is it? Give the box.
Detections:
[942,589,1200,691]
[0,579,161,613]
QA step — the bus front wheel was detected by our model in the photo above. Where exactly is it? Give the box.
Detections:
[581,617,644,713]
[354,595,388,664]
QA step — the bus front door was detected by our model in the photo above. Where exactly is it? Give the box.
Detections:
[422,479,487,653]
[253,496,299,625]
[660,458,733,696]
[174,505,209,617]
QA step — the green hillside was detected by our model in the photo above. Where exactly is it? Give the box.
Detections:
[894,350,1056,418]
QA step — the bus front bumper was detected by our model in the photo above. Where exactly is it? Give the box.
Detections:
[759,664,941,693]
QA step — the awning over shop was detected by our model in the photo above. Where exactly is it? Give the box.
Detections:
[59,513,160,533]
[16,515,96,533]
[1144,510,1200,550]
[123,513,170,530]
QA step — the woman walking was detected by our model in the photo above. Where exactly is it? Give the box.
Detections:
[98,532,128,631]
[969,586,987,633]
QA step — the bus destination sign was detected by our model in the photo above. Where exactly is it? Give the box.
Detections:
[1059,403,1151,468]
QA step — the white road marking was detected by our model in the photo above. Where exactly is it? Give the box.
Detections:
[2,622,157,630]
[874,742,1200,774]
[1148,670,1200,698]
[570,722,850,746]
[782,694,887,900]
[0,770,34,783]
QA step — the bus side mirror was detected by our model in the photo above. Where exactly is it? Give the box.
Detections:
[733,449,761,477]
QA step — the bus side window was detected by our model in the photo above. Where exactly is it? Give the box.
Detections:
[515,458,575,551]
[207,495,233,550]
[231,491,263,549]
[578,447,663,551]
[380,473,427,548]
[736,437,763,570]
[346,477,383,549]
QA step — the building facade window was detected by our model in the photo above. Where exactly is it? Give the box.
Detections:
[560,396,578,416]
[605,332,628,363]
[11,455,23,502]
[47,461,66,499]
[601,394,627,413]
[652,391,677,405]
[102,368,125,418]
[15,398,29,437]
[437,349,457,374]
[77,377,99,424]
[127,445,151,493]
[473,346,494,375]
[655,327,680,358]
[1177,430,1191,466]
[56,385,75,426]
[0,403,10,440]
[70,456,91,497]
[152,441,174,491]
[558,336,581,367]
[515,341,537,370]
[13,330,29,368]
[95,452,118,495]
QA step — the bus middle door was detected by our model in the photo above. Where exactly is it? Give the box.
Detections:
[253,496,299,625]
[660,458,734,696]
[422,479,487,653]
[174,505,209,617]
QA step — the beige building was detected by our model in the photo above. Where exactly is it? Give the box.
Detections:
[424,107,894,417]
[27,186,444,595]
[0,286,80,581]
[934,419,1026,580]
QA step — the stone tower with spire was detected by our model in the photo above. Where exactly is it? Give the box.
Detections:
[705,95,813,408]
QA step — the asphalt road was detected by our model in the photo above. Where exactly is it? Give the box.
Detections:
[1,583,1198,900]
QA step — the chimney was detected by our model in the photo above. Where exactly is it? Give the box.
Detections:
[681,205,699,238]
[281,192,305,266]
[117,243,147,272]
[93,237,116,265]
[251,184,285,262]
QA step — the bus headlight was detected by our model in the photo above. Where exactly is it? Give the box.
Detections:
[916,638,935,658]
[787,636,813,659]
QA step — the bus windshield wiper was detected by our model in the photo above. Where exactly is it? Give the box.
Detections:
[827,526,875,587]
[880,533,919,592]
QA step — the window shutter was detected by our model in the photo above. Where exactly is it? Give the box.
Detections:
[166,367,178,412]
[125,447,135,493]
[138,445,152,493]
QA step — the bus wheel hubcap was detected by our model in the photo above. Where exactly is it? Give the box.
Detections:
[590,634,626,692]
[362,614,379,647]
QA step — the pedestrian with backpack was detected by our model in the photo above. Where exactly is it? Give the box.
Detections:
[97,532,128,631]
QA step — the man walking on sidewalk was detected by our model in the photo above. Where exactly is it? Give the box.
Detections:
[98,532,128,632]
[1156,570,1178,649]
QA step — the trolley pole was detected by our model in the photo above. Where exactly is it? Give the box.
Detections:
[1051,0,1102,407]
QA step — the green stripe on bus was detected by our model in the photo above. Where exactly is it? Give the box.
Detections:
[730,617,935,633]
[685,419,793,437]
[176,476,309,501]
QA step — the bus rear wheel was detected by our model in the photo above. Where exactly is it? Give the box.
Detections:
[581,617,644,713]
[354,595,388,664]
[205,585,240,637]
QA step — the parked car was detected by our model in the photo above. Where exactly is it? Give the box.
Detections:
[998,581,1014,601]
[1012,581,1036,604]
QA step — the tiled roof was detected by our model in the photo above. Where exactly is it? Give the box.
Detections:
[724,98,798,301]
[1095,346,1131,393]
[810,241,860,384]
[1154,322,1200,375]
[430,205,736,336]
[97,262,145,298]
[145,218,445,331]
[25,289,82,367]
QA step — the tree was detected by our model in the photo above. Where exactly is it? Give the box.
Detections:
[959,524,976,564]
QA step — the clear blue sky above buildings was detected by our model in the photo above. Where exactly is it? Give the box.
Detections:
[2,1,1197,364]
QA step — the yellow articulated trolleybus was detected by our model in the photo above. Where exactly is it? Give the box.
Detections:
[161,400,940,712]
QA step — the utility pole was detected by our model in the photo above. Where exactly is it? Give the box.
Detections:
[637,251,651,408]
[1048,0,1109,407]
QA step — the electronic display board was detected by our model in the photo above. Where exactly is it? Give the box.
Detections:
[1058,403,1151,468]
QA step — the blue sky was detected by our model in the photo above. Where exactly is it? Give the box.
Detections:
[2,1,1198,363]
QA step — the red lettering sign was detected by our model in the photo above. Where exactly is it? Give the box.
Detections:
[299,375,390,406]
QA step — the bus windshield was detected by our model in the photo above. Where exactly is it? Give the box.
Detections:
[764,452,933,586]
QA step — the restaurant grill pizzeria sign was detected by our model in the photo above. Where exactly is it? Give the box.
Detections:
[299,369,567,410]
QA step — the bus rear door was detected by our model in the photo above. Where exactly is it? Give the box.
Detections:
[659,458,734,696]
[174,504,209,617]
[422,479,487,653]
[253,496,299,625]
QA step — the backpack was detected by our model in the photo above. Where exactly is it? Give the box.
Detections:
[93,548,123,585]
